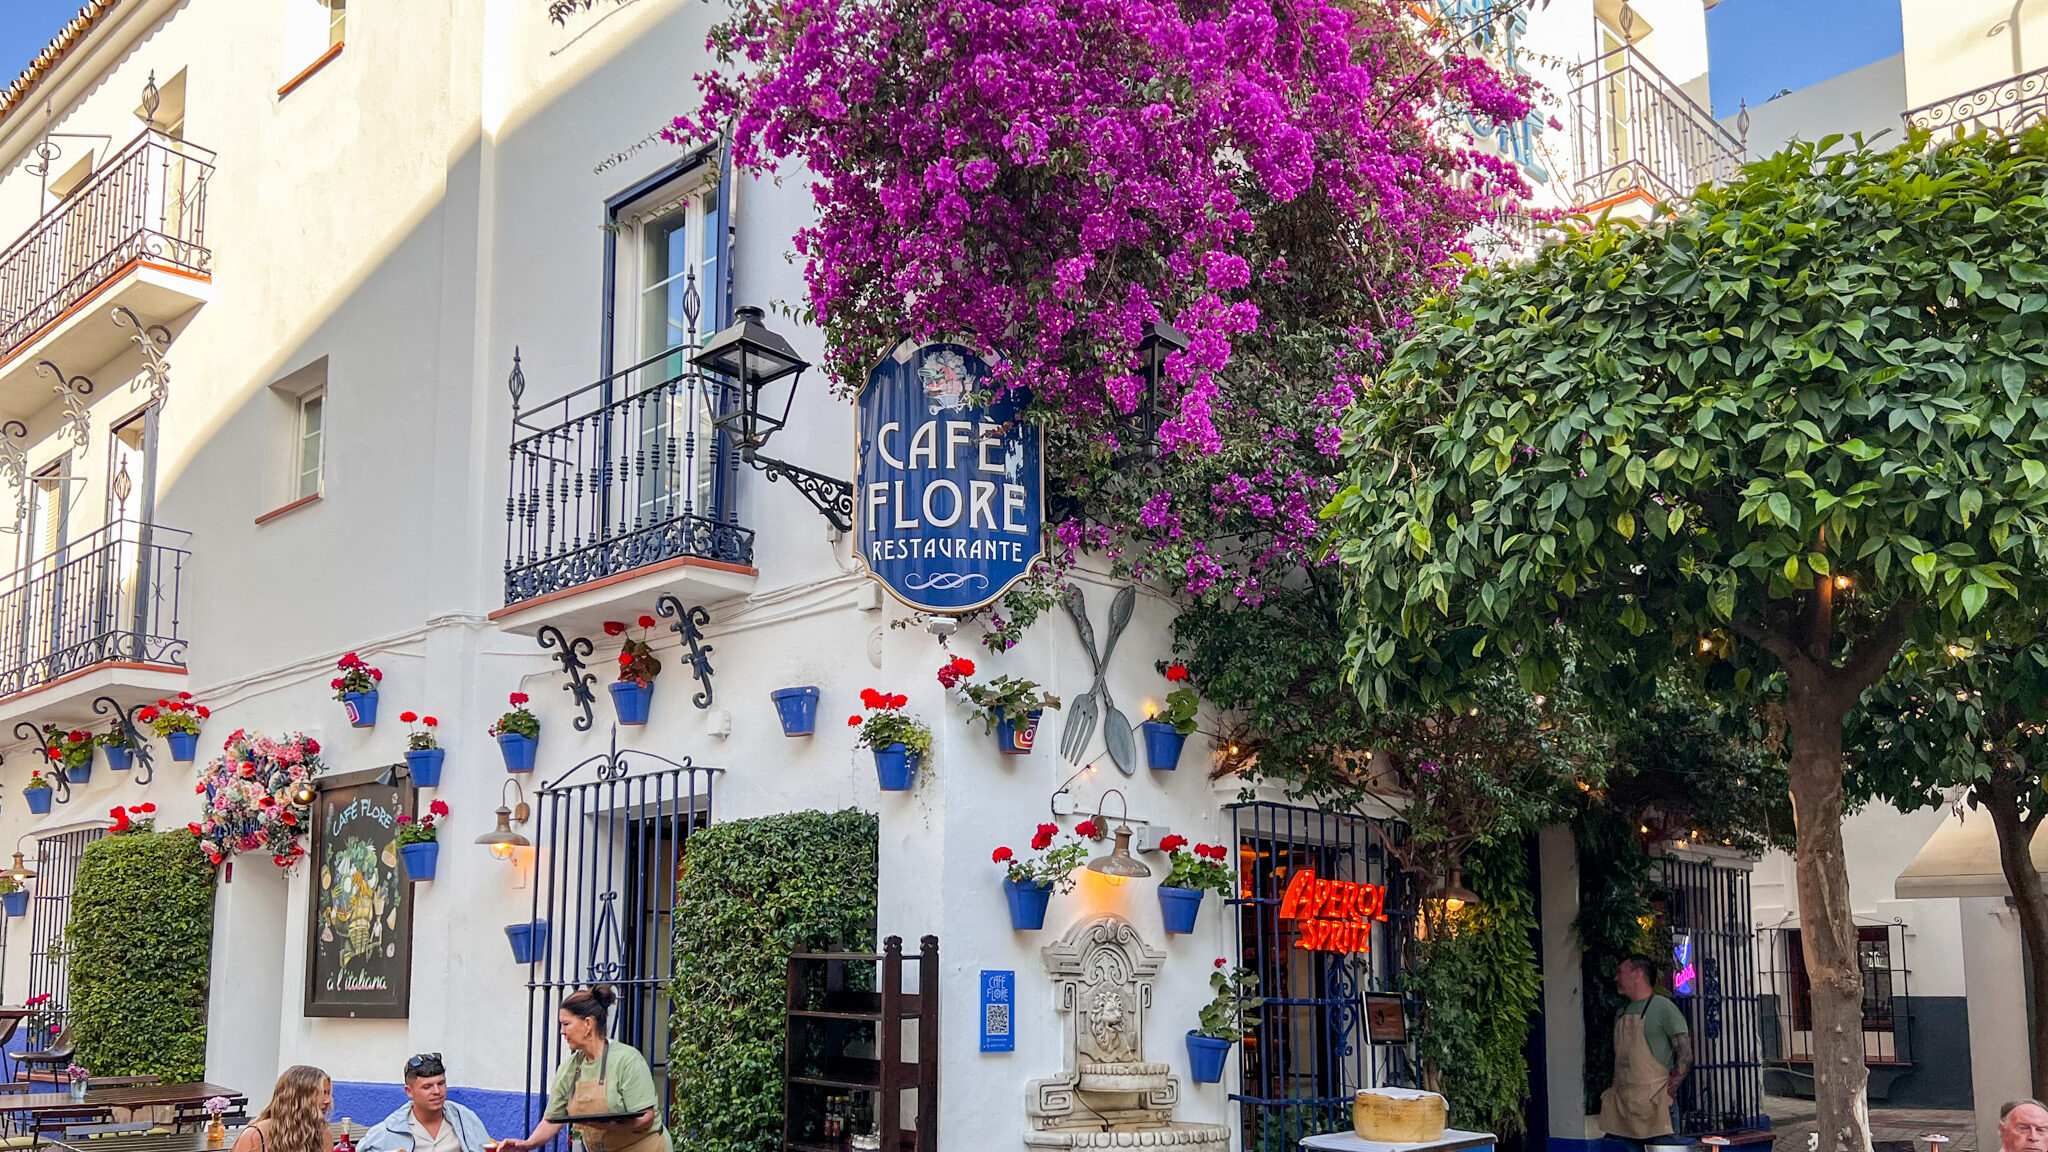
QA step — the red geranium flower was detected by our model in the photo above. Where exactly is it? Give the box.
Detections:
[305,738,320,754]
[510,692,530,705]
[196,706,210,718]
[1031,830,1053,851]
[1074,820,1098,838]
[331,679,345,690]
[400,712,418,724]
[992,846,1013,863]
[1159,834,1187,853]
[847,715,863,726]
[888,693,908,709]
[638,615,656,629]
[178,691,193,701]
[186,822,203,835]
[429,800,450,818]
[603,621,627,637]
[1166,664,1189,682]
[137,803,154,813]
[860,688,883,709]
[1214,957,1228,968]
[423,716,438,727]
[618,653,634,665]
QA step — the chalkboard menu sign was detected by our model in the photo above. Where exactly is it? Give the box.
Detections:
[304,768,415,1018]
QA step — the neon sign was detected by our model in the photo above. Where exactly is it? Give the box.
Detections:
[1278,869,1387,954]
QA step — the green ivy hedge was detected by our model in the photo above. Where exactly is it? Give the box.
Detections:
[68,830,216,1082]
[669,809,878,1152]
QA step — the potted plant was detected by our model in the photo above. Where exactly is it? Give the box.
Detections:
[65,1063,88,1101]
[397,799,449,881]
[1142,664,1199,770]
[1187,961,1261,1084]
[950,659,1062,755]
[770,686,821,736]
[332,652,382,727]
[848,689,930,791]
[506,919,551,964]
[1157,836,1232,934]
[401,712,444,786]
[44,725,95,785]
[137,694,207,761]
[99,726,134,772]
[991,822,1090,930]
[106,804,156,834]
[0,876,26,917]
[22,770,53,814]
[490,693,539,772]
[606,616,661,724]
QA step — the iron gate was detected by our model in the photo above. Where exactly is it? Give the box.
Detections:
[26,828,104,1055]
[1228,802,1416,1152]
[523,743,718,1128]
[1656,855,1765,1133]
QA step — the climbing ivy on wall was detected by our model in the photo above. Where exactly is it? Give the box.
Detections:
[1573,807,1667,1114]
[1405,838,1542,1138]
[67,831,216,1082]
[669,809,878,1152]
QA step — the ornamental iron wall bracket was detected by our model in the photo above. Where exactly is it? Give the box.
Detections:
[535,625,598,732]
[110,306,173,407]
[655,593,716,708]
[740,449,853,532]
[0,420,28,530]
[92,695,154,786]
[13,722,71,805]
[33,360,93,452]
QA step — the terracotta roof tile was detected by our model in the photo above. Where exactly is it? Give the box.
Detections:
[0,1,122,127]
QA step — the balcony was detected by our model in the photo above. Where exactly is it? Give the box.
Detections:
[1904,64,2048,138]
[0,518,190,729]
[0,129,214,413]
[1568,43,1743,213]
[491,342,757,638]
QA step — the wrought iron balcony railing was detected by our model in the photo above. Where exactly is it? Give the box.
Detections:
[0,518,190,699]
[1904,63,2048,137]
[1568,43,1743,208]
[0,129,215,360]
[505,342,753,606]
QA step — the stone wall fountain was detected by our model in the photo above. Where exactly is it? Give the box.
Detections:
[1025,915,1230,1151]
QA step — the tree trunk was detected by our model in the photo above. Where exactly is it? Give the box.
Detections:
[1981,769,2048,1097]
[1785,680,1875,1152]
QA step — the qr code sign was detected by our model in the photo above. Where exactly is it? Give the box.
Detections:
[984,1002,1012,1037]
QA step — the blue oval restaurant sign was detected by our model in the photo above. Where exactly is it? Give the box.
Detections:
[856,339,1042,612]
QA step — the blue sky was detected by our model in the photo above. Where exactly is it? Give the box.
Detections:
[1706,0,1905,117]
[0,1,90,90]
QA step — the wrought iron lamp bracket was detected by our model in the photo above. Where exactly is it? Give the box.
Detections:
[654,594,717,708]
[536,625,598,732]
[741,450,854,533]
[91,696,155,786]
[14,722,71,805]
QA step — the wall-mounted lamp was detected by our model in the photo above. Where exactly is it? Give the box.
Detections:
[1084,789,1152,887]
[474,779,532,861]
[1432,867,1482,913]
[691,305,853,531]
[4,836,39,884]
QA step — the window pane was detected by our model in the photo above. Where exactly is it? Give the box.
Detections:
[330,0,346,46]
[298,395,324,499]
[640,209,693,353]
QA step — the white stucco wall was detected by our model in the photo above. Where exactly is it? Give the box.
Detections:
[1731,53,1910,152]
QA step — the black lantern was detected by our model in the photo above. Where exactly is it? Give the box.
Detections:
[1133,321,1189,456]
[690,305,854,531]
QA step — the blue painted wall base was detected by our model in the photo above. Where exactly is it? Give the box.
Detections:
[329,1082,537,1140]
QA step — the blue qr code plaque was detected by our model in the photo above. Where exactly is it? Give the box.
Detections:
[980,969,1015,1053]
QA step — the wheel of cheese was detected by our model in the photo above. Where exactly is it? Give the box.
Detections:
[1353,1087,1447,1144]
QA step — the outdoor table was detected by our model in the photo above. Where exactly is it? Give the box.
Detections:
[1300,1128,1498,1152]
[7,1083,244,1119]
[48,1120,366,1152]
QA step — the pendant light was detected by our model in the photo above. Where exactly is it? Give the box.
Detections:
[1084,789,1152,886]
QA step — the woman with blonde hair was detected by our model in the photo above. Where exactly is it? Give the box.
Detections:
[232,1066,333,1152]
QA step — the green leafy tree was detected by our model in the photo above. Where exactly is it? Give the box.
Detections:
[1334,130,2048,1152]
[1847,622,2048,1095]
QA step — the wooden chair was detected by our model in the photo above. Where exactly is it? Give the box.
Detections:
[170,1101,247,1134]
[59,1123,153,1139]
[29,1108,114,1141]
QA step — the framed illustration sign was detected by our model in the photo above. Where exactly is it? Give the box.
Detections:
[305,767,414,1018]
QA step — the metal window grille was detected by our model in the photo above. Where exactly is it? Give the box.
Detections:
[1227,802,1416,1152]
[1758,921,1911,1069]
[1654,856,1765,1133]
[26,829,105,1053]
[0,519,189,697]
[523,750,718,1131]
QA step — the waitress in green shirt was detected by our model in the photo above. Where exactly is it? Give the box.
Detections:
[499,986,671,1152]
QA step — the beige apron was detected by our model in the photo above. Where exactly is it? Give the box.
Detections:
[568,1043,670,1152]
[1599,1002,1674,1139]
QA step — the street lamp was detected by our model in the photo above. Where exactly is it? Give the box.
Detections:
[690,306,854,531]
[474,779,533,861]
[1132,322,1188,457]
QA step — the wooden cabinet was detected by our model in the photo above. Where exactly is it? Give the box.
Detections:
[782,935,938,1152]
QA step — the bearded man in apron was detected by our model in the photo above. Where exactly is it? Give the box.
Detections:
[1599,955,1693,1145]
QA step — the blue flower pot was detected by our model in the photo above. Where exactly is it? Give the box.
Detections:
[1159,884,1204,934]
[1143,720,1188,770]
[1,891,26,917]
[609,680,653,725]
[995,708,1043,755]
[506,920,550,964]
[498,732,537,773]
[65,763,90,786]
[1186,1032,1230,1084]
[1004,878,1053,931]
[103,744,133,772]
[24,787,51,815]
[770,686,820,736]
[406,747,446,788]
[399,841,439,882]
[873,744,919,791]
[166,731,199,762]
[344,690,379,728]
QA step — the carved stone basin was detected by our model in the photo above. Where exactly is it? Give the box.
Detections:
[1078,1062,1170,1094]
[1023,1123,1230,1150]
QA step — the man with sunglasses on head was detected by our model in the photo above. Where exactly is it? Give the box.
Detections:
[360,1054,494,1152]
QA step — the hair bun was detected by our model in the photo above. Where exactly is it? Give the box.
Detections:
[589,985,616,1008]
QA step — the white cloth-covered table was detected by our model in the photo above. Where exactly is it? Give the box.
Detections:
[1301,1128,1497,1152]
